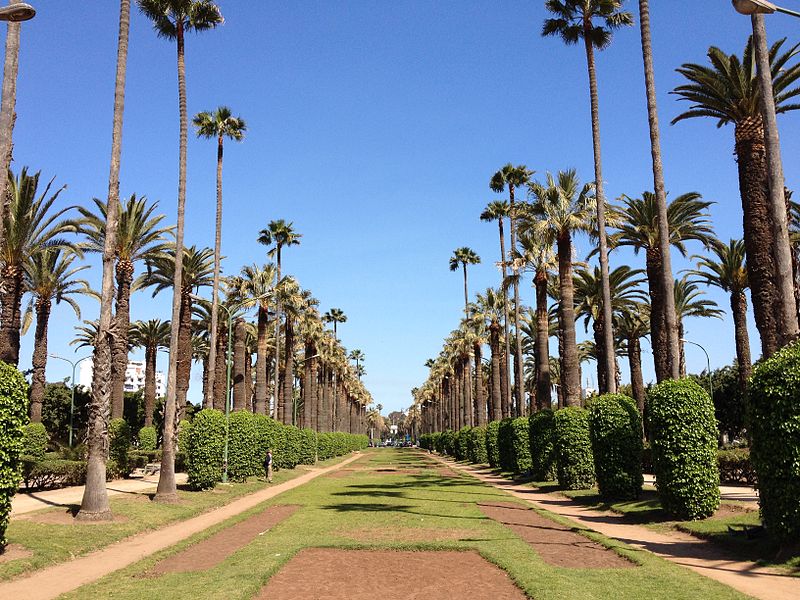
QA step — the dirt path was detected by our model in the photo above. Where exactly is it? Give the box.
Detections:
[434,454,799,600]
[0,453,362,600]
[642,474,758,506]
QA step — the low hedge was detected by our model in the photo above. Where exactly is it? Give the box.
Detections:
[127,450,186,473]
[529,410,557,481]
[648,379,719,520]
[109,418,132,478]
[20,456,87,490]
[0,362,28,549]
[468,426,488,464]
[717,448,756,485]
[486,421,501,468]
[137,426,157,451]
[456,426,472,461]
[22,422,49,459]
[587,394,643,500]
[554,407,594,490]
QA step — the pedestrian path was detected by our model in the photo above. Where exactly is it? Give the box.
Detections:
[435,455,798,600]
[642,474,758,505]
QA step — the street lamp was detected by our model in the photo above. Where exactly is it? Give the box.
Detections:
[0,3,35,22]
[732,0,800,18]
[680,339,713,400]
[49,353,91,447]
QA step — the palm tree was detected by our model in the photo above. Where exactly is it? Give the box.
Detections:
[525,169,595,407]
[490,164,532,415]
[475,288,504,421]
[449,246,480,313]
[542,0,632,395]
[193,106,246,409]
[672,37,800,358]
[130,319,170,426]
[637,0,680,380]
[23,248,90,422]
[348,349,365,380]
[137,0,223,504]
[674,276,723,377]
[608,192,714,382]
[277,277,303,423]
[688,239,751,389]
[480,199,513,413]
[617,304,650,417]
[323,307,347,340]
[76,194,170,419]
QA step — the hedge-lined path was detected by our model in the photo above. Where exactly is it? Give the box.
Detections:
[11,473,189,516]
[0,452,363,600]
[640,474,758,506]
[432,454,798,600]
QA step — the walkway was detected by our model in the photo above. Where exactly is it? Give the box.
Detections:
[436,456,798,600]
[0,453,362,600]
[643,474,758,505]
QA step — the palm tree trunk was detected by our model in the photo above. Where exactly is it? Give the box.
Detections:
[176,290,192,420]
[593,319,607,393]
[244,351,252,410]
[80,0,129,520]
[111,260,133,419]
[474,342,486,426]
[29,297,50,422]
[320,364,330,433]
[731,291,752,389]
[558,232,580,407]
[535,273,551,410]
[302,340,315,426]
[232,317,246,411]
[213,320,227,410]
[273,252,281,420]
[639,0,680,380]
[628,336,645,420]
[509,185,525,416]
[0,265,22,364]
[0,1,22,259]
[254,307,268,413]
[489,321,501,422]
[206,134,224,409]
[678,320,687,378]
[282,317,294,424]
[499,349,510,418]
[498,219,512,418]
[583,28,616,395]
[645,249,670,382]
[144,343,156,427]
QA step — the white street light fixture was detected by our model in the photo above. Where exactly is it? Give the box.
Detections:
[0,3,35,22]
[732,0,800,18]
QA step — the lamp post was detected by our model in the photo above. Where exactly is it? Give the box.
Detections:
[732,0,800,18]
[680,339,713,400]
[0,3,35,21]
[49,353,91,447]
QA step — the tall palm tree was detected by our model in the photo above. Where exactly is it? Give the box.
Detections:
[672,37,800,358]
[0,168,72,365]
[323,307,347,340]
[542,0,633,395]
[608,192,714,382]
[688,239,751,389]
[277,277,303,423]
[137,0,223,504]
[674,276,723,377]
[76,194,170,419]
[23,248,90,422]
[490,164,532,415]
[524,169,595,407]
[449,246,480,313]
[130,319,171,426]
[637,0,680,380]
[475,288,505,421]
[193,106,246,409]
[348,349,365,380]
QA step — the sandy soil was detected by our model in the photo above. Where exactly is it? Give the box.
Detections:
[0,544,33,564]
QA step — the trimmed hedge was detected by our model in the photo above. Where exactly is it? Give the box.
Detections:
[529,410,557,481]
[587,394,643,500]
[21,457,87,490]
[456,426,471,461]
[717,448,756,485]
[468,426,488,464]
[486,421,501,468]
[648,379,720,520]
[137,426,157,451]
[298,428,317,465]
[22,422,49,459]
[749,341,800,539]
[510,417,532,473]
[186,409,225,490]
[554,407,594,490]
[109,418,132,478]
[0,362,28,549]
[498,418,515,472]
[228,411,260,482]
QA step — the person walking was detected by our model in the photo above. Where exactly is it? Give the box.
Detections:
[264,448,273,483]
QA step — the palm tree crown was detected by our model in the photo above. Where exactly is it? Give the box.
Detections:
[137,0,223,38]
[193,105,246,141]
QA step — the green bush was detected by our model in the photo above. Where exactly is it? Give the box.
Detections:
[468,426,488,464]
[529,410,557,481]
[554,407,594,490]
[298,428,317,465]
[648,379,720,520]
[22,422,49,459]
[177,419,191,455]
[486,421,501,468]
[437,430,455,456]
[20,457,87,490]
[455,426,471,461]
[186,409,225,490]
[587,394,643,500]
[717,448,756,485]
[137,426,157,451]
[279,425,303,469]
[510,417,532,473]
[0,362,28,549]
[430,432,441,453]
[228,411,260,482]
[419,433,432,450]
[498,418,515,472]
[127,449,186,473]
[109,418,132,477]
[749,341,800,539]
[253,414,285,468]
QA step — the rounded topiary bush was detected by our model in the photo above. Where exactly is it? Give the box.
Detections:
[22,422,49,459]
[186,409,225,490]
[456,426,471,461]
[486,421,501,468]
[137,426,157,451]
[0,362,28,549]
[554,407,594,490]
[749,341,800,539]
[510,417,532,474]
[648,379,719,520]
[298,428,317,465]
[279,425,302,469]
[587,394,643,500]
[498,418,515,472]
[228,411,260,482]
[469,426,488,464]
[108,418,131,478]
[177,419,191,455]
[529,410,557,481]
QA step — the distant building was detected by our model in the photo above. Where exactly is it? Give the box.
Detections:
[79,360,166,397]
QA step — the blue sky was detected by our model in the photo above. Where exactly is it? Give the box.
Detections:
[12,2,800,414]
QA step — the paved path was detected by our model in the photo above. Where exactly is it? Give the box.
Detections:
[643,474,758,505]
[0,453,362,600]
[11,474,189,516]
[436,456,797,600]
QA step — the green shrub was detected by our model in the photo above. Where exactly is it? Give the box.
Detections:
[648,379,720,520]
[456,426,471,461]
[430,432,442,453]
[22,422,49,459]
[419,433,432,450]
[0,363,28,549]
[498,418,515,472]
[468,426,488,464]
[587,394,643,500]
[510,417,532,473]
[486,421,501,468]
[109,418,132,477]
[227,411,260,482]
[186,409,225,490]
[137,426,157,451]
[529,410,557,481]
[20,457,87,490]
[298,428,317,465]
[717,448,756,485]
[253,414,285,468]
[554,407,594,490]
[437,430,455,456]
[177,419,191,455]
[278,425,303,469]
[749,341,800,539]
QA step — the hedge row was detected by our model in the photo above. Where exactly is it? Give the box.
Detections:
[0,362,28,549]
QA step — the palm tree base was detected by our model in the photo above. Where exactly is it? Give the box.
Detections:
[153,492,180,504]
[75,509,114,522]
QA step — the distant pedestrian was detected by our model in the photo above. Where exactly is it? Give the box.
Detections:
[264,448,274,483]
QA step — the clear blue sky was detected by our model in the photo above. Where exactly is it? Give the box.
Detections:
[12,2,800,414]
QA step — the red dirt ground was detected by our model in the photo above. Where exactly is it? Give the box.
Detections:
[149,504,298,575]
[19,509,129,526]
[0,544,33,563]
[478,502,634,569]
[255,549,527,600]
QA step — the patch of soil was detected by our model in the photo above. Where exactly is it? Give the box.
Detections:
[338,527,480,543]
[714,503,757,518]
[255,549,527,599]
[0,544,33,563]
[478,502,634,569]
[149,504,299,575]
[20,508,129,526]
[435,467,460,478]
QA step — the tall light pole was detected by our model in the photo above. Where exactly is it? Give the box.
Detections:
[49,353,91,447]
[732,0,800,18]
[681,339,713,400]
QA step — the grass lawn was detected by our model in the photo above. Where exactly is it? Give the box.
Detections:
[62,449,747,600]
[1,455,351,582]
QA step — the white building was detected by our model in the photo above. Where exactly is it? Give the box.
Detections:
[79,360,166,397]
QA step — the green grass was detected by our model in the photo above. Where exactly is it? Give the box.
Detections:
[61,449,747,600]
[1,454,351,581]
